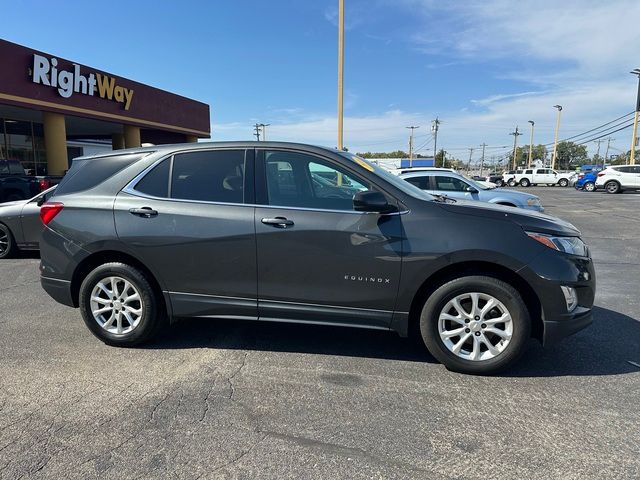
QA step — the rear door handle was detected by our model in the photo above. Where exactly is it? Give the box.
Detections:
[261,216,294,228]
[129,207,158,218]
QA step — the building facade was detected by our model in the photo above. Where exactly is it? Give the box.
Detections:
[0,39,210,175]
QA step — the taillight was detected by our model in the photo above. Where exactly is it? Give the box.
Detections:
[40,202,64,225]
[597,172,605,177]
[39,179,50,191]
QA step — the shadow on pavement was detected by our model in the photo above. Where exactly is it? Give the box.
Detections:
[146,305,639,376]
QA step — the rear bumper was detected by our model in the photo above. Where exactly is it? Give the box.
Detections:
[41,275,75,307]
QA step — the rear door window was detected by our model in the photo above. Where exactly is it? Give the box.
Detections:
[170,150,246,203]
[404,175,430,190]
[133,158,170,198]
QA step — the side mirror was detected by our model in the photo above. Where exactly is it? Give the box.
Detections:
[353,190,393,213]
[466,186,479,193]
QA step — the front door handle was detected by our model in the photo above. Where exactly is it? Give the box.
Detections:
[261,216,294,228]
[129,207,158,218]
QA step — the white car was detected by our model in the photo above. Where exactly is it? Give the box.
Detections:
[595,165,640,193]
[510,168,572,187]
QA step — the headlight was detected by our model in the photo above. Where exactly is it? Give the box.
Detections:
[526,232,588,256]
[526,198,541,206]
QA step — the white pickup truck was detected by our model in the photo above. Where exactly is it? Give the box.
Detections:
[507,168,572,187]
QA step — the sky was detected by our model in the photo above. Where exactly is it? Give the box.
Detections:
[3,0,640,162]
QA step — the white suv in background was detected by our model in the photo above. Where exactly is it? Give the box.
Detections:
[595,165,640,193]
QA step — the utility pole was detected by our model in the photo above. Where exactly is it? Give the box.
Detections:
[441,150,447,168]
[479,143,487,176]
[337,0,345,150]
[604,137,614,167]
[551,105,563,170]
[630,68,640,165]
[509,126,522,170]
[253,123,261,141]
[406,126,420,167]
[594,139,604,161]
[431,117,440,161]
[259,123,271,141]
[467,148,474,172]
[527,120,535,168]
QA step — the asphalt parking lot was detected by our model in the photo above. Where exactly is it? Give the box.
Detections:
[0,187,638,479]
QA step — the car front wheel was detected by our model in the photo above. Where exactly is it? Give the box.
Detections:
[519,179,530,187]
[558,178,569,187]
[419,276,531,375]
[584,181,596,192]
[507,179,517,187]
[79,262,166,346]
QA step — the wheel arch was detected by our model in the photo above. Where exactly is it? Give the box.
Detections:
[70,250,169,316]
[407,261,543,342]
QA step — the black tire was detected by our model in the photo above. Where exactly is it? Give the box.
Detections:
[79,262,166,346]
[584,181,596,192]
[507,179,517,187]
[0,223,18,259]
[520,178,530,187]
[558,178,569,187]
[495,180,503,187]
[604,181,621,194]
[419,275,531,375]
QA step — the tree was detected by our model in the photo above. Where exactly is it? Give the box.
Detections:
[554,141,588,169]
[508,144,548,167]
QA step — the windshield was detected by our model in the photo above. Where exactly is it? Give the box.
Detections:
[338,152,435,201]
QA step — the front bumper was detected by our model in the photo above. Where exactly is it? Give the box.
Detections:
[518,249,595,346]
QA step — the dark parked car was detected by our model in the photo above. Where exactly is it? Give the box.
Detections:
[0,159,62,203]
[39,143,595,374]
[485,172,504,187]
[0,186,56,258]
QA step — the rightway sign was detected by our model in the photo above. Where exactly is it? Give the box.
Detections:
[32,54,134,110]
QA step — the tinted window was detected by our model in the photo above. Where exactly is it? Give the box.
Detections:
[434,176,469,192]
[525,169,534,174]
[171,150,245,203]
[134,158,170,197]
[265,151,369,210]
[54,153,145,196]
[405,176,430,190]
[614,166,631,173]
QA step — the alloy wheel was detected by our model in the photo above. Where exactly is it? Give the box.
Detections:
[90,276,144,335]
[438,292,513,361]
[0,229,8,255]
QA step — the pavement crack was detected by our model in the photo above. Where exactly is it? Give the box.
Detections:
[228,352,248,400]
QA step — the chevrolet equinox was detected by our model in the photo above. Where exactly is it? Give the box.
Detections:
[39,142,595,374]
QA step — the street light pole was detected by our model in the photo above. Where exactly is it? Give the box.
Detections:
[259,123,271,141]
[337,0,345,150]
[629,68,640,165]
[551,105,563,170]
[527,120,535,168]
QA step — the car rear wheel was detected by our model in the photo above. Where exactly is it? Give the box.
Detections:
[605,181,621,194]
[519,179,530,187]
[419,276,531,375]
[558,178,569,187]
[0,224,18,259]
[79,262,166,346]
[584,181,596,192]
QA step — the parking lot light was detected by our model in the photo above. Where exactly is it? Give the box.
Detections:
[629,69,640,165]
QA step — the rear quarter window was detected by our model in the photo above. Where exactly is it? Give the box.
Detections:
[54,153,147,195]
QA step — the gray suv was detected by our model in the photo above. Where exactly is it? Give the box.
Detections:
[39,142,595,374]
